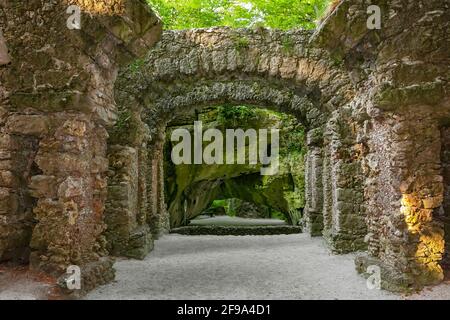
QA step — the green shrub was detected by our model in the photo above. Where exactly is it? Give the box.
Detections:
[217,105,258,127]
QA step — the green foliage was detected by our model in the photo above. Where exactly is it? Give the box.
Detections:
[270,210,286,221]
[128,59,146,74]
[147,0,332,30]
[281,36,295,55]
[284,125,306,155]
[115,110,132,131]
[217,105,258,127]
[232,35,250,51]
[210,199,236,216]
[211,199,227,208]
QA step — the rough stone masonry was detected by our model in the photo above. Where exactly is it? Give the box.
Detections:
[0,0,449,295]
[0,0,162,294]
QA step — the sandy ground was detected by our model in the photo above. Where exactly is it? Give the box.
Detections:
[0,267,55,300]
[85,234,450,300]
[190,216,287,226]
[2,233,450,300]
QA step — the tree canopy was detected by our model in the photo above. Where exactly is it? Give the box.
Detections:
[147,0,332,30]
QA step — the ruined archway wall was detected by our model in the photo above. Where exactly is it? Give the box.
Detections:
[319,0,450,291]
[109,25,361,257]
[318,106,368,253]
[0,0,162,292]
[108,83,328,257]
[356,103,450,291]
[144,83,330,232]
[132,28,354,114]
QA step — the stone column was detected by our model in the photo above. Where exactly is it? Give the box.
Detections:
[157,143,170,233]
[147,133,169,237]
[303,128,324,236]
[441,127,450,266]
[0,117,40,262]
[105,145,139,256]
[28,115,114,290]
[357,107,445,291]
[0,0,162,294]
[322,110,367,253]
[104,111,154,259]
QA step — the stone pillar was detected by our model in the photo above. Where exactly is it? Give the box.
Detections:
[356,107,445,291]
[0,119,40,262]
[322,144,333,232]
[0,0,162,294]
[28,115,114,289]
[147,134,170,237]
[303,128,324,236]
[322,110,367,253]
[157,143,170,232]
[106,145,138,256]
[104,112,154,259]
[439,127,450,267]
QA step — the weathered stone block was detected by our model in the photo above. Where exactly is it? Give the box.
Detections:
[0,160,12,171]
[279,57,298,79]
[307,128,323,147]
[0,135,17,150]
[35,153,89,175]
[0,30,10,65]
[0,188,19,215]
[6,115,49,137]
[0,171,16,188]
[58,177,85,199]
[29,175,58,198]
[91,156,109,174]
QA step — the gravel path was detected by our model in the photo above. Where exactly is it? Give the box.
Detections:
[85,234,409,300]
[0,268,53,300]
[3,234,449,300]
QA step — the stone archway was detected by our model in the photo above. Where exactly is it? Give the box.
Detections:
[106,0,450,293]
[106,27,366,262]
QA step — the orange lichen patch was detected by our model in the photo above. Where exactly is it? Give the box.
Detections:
[0,264,53,284]
[352,143,367,161]
[65,0,125,16]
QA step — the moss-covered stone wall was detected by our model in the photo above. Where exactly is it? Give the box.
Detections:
[0,0,162,294]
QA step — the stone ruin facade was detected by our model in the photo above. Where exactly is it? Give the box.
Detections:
[0,0,449,295]
[0,0,162,292]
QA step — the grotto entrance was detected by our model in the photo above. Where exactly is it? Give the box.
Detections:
[163,105,306,234]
